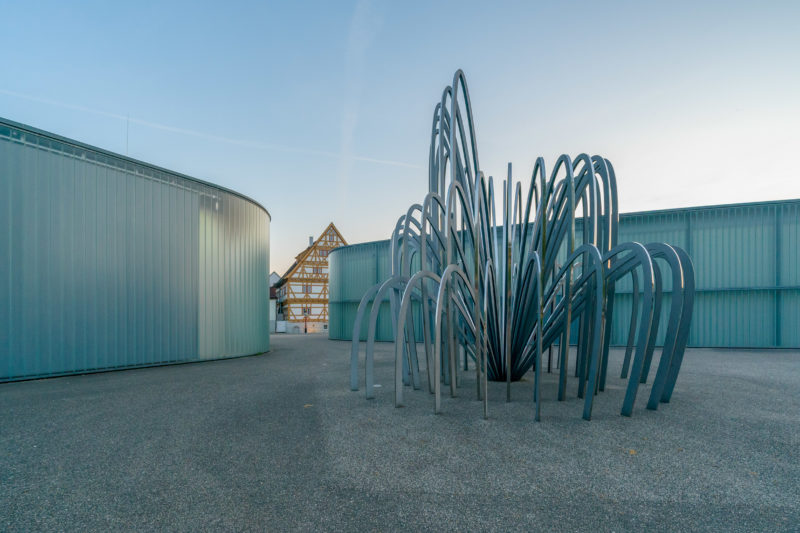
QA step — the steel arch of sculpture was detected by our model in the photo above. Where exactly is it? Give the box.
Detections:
[350,70,695,421]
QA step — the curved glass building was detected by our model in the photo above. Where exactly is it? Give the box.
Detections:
[1,118,270,381]
[328,240,394,342]
[329,200,800,348]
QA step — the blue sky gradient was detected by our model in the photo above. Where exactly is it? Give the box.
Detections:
[2,1,798,273]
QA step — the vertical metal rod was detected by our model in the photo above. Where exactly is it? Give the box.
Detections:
[349,70,695,423]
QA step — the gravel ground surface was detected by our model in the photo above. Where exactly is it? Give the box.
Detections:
[1,334,798,532]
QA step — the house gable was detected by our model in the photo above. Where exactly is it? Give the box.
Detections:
[277,223,347,325]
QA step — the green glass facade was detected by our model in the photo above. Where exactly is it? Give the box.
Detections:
[329,199,800,348]
[1,118,271,382]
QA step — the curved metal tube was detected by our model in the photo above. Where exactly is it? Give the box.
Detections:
[349,70,695,422]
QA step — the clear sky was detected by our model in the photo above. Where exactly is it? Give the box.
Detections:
[2,1,798,274]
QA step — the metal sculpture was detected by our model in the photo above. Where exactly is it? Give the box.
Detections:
[350,70,695,421]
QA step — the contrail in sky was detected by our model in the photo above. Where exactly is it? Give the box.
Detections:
[338,0,386,200]
[0,88,421,170]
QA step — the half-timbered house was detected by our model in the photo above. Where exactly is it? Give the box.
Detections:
[275,223,346,333]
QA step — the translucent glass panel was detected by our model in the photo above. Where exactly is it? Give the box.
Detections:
[0,119,270,382]
[198,190,269,358]
[329,201,799,347]
[328,242,394,341]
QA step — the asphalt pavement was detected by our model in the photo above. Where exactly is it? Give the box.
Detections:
[1,335,798,532]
